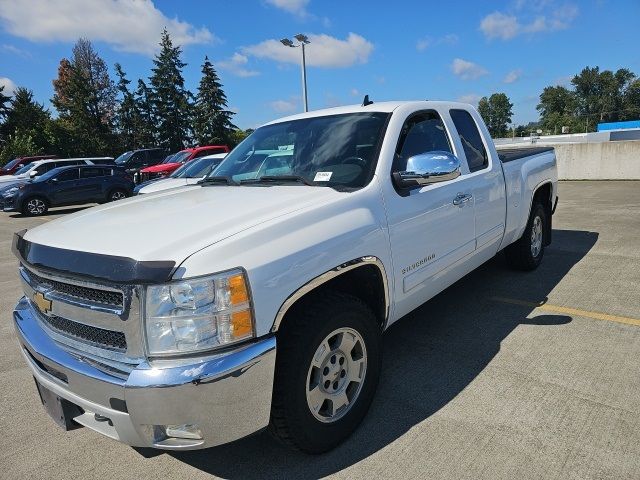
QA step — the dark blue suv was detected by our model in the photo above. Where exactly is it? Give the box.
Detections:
[1,165,134,216]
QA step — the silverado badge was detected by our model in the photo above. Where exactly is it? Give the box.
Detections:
[33,291,52,315]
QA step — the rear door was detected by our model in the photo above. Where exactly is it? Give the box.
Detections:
[78,167,106,200]
[384,109,476,318]
[49,168,81,205]
[449,109,506,260]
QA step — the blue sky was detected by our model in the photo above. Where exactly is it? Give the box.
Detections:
[1,0,639,129]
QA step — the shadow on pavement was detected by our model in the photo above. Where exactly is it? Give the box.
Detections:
[162,229,598,479]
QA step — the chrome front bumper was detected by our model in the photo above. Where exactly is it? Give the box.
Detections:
[13,297,276,450]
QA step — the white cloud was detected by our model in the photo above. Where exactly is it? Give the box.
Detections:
[480,3,578,40]
[0,77,17,95]
[264,0,309,16]
[457,93,481,105]
[416,33,458,52]
[0,0,215,56]
[1,43,31,58]
[504,69,523,83]
[451,58,488,80]
[217,53,260,78]
[243,33,374,68]
[350,88,360,97]
[270,98,299,113]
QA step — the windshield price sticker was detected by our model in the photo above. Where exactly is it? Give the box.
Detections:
[314,172,332,182]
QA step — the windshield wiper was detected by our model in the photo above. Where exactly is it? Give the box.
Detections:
[239,175,314,186]
[198,176,238,186]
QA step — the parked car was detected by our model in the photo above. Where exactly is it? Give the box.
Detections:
[138,145,229,183]
[2,164,134,216]
[114,148,167,181]
[0,155,59,176]
[11,101,557,453]
[134,153,226,195]
[0,157,114,186]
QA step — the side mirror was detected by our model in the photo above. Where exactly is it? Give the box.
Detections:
[29,171,38,178]
[50,178,58,183]
[17,164,24,169]
[392,151,461,189]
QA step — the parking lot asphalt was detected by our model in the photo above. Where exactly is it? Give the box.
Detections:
[0,181,638,480]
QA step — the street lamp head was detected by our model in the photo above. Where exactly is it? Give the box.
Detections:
[280,38,295,47]
[294,33,310,44]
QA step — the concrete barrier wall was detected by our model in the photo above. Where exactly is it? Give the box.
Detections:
[554,140,640,180]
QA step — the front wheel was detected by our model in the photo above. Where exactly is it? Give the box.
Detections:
[21,197,49,216]
[505,202,546,271]
[269,291,381,453]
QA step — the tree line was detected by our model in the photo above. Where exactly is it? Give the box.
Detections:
[478,66,640,138]
[0,30,250,165]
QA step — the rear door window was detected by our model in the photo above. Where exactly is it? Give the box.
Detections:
[449,109,489,172]
[80,168,105,178]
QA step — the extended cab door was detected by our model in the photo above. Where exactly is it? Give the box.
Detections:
[448,109,506,261]
[383,109,476,319]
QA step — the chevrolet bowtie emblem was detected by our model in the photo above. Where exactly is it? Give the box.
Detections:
[33,291,52,314]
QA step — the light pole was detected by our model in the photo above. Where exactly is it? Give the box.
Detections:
[280,34,310,112]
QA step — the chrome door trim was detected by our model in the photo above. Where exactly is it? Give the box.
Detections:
[271,256,389,333]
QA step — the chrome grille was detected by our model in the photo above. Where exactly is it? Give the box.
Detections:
[26,269,123,307]
[42,314,127,351]
[20,265,144,371]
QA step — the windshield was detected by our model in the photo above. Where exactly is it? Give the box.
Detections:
[172,156,224,178]
[212,112,389,189]
[114,151,133,165]
[13,162,37,175]
[2,158,22,171]
[168,151,191,164]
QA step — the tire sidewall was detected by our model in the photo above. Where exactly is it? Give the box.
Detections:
[526,203,546,267]
[108,189,126,202]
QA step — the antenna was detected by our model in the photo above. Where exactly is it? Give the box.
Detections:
[362,95,374,106]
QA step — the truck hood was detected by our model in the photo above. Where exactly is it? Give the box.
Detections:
[138,178,199,194]
[141,162,181,173]
[23,185,341,265]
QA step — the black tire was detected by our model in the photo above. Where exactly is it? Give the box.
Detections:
[21,196,49,216]
[505,202,546,271]
[269,291,381,454]
[107,189,128,202]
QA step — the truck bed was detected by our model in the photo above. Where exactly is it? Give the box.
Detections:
[497,146,554,163]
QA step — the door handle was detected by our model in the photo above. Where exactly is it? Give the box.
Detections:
[453,193,473,206]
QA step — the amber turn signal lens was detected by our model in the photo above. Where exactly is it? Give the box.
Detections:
[231,310,253,338]
[229,274,249,305]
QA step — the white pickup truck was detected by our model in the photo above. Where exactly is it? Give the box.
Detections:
[12,101,557,454]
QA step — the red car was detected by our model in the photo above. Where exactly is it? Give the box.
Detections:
[0,155,58,176]
[138,145,229,182]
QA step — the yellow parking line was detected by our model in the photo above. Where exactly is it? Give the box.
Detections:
[490,296,640,327]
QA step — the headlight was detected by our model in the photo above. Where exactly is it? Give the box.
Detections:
[144,269,254,356]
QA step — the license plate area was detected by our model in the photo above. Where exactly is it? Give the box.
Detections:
[34,379,83,430]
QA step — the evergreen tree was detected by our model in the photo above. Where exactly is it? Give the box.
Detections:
[1,87,52,153]
[114,63,137,150]
[0,85,11,123]
[134,79,156,148]
[193,56,236,145]
[149,29,192,151]
[51,38,117,155]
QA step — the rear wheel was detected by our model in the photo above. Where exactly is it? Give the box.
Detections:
[108,189,127,202]
[505,202,546,271]
[269,291,381,453]
[22,197,48,216]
